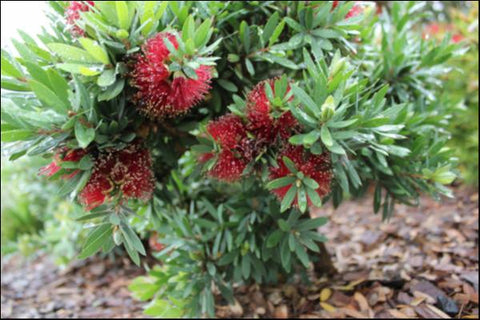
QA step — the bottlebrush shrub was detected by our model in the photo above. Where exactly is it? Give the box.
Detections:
[1,1,465,317]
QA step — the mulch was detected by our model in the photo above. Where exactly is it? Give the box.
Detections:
[1,255,147,318]
[1,186,478,318]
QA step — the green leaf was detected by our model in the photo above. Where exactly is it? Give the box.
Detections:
[291,84,319,115]
[76,210,110,222]
[29,80,68,114]
[144,299,184,318]
[120,223,146,256]
[306,187,322,207]
[320,126,333,147]
[326,140,346,155]
[98,79,125,101]
[1,51,24,78]
[75,120,95,149]
[47,43,98,63]
[302,177,319,190]
[218,250,237,266]
[266,176,295,190]
[245,58,255,76]
[312,28,342,39]
[385,145,411,157]
[195,18,212,48]
[269,20,285,46]
[295,243,310,268]
[282,156,298,173]
[241,254,251,278]
[278,219,290,232]
[328,119,358,128]
[280,238,291,270]
[128,276,162,301]
[297,187,307,213]
[123,236,140,266]
[116,1,130,30]
[78,224,113,259]
[183,65,198,79]
[78,38,110,65]
[1,129,34,142]
[266,230,283,248]
[1,77,30,91]
[97,69,116,87]
[268,55,298,69]
[263,12,279,43]
[303,130,321,145]
[280,185,297,212]
[289,134,306,145]
[240,21,250,53]
[217,79,237,92]
[296,217,328,231]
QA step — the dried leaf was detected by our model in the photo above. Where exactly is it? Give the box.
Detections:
[320,302,336,313]
[320,288,332,302]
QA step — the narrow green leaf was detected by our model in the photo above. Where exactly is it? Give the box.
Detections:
[266,230,283,248]
[266,176,296,190]
[29,80,68,114]
[263,12,279,42]
[116,1,130,30]
[78,38,110,64]
[120,223,146,256]
[281,185,297,212]
[78,224,112,259]
[291,84,320,115]
[320,126,333,147]
[282,156,298,173]
[47,43,98,63]
[296,217,328,231]
[74,120,95,149]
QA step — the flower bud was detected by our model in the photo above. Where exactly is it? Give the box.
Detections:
[116,29,129,39]
[320,96,336,122]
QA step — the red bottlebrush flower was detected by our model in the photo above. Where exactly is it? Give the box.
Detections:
[149,232,166,252]
[346,4,363,19]
[198,152,215,164]
[143,32,179,63]
[78,143,154,210]
[39,161,62,177]
[208,149,248,182]
[204,114,250,181]
[131,32,212,118]
[452,34,464,43]
[269,146,332,207]
[332,1,363,18]
[65,1,94,37]
[207,114,247,149]
[39,149,87,178]
[246,79,298,144]
[168,65,212,113]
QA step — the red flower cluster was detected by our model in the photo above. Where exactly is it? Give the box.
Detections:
[423,23,465,43]
[204,114,249,181]
[39,148,87,178]
[269,146,332,206]
[332,1,363,19]
[246,80,298,144]
[131,32,213,119]
[202,79,299,182]
[346,4,363,19]
[149,232,166,252]
[65,1,94,37]
[78,142,154,210]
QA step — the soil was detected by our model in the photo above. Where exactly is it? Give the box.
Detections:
[1,186,478,318]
